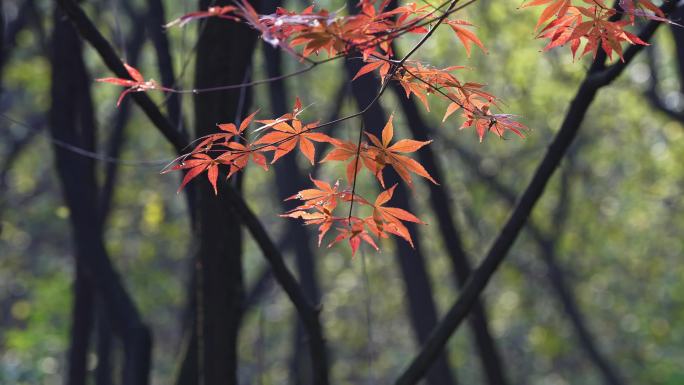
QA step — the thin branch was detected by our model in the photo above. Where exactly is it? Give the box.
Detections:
[166,56,340,94]
[398,0,473,65]
[343,4,458,379]
[348,120,365,222]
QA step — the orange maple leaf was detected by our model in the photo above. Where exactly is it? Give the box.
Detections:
[364,114,437,187]
[320,138,379,185]
[445,20,487,57]
[460,101,527,142]
[365,184,424,247]
[281,203,339,246]
[284,176,352,211]
[328,218,379,257]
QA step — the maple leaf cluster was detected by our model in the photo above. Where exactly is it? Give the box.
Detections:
[523,0,673,60]
[282,179,425,254]
[165,0,430,59]
[167,0,529,144]
[289,116,436,255]
[388,62,526,142]
[163,96,434,255]
[103,0,529,142]
[94,0,672,255]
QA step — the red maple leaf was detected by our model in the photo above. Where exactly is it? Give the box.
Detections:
[364,114,437,187]
[96,63,170,107]
[167,153,220,194]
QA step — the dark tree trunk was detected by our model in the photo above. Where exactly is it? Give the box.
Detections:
[538,238,625,385]
[344,57,457,385]
[95,297,114,385]
[0,1,4,89]
[176,0,260,384]
[454,145,626,385]
[447,129,627,385]
[50,7,151,385]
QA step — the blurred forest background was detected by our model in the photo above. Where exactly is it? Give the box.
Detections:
[1,0,684,384]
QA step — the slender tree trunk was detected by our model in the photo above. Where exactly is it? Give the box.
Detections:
[94,8,147,384]
[537,238,625,385]
[53,10,97,385]
[0,1,4,89]
[95,296,114,385]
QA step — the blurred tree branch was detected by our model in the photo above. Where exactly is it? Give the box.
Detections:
[445,135,628,385]
[395,2,679,383]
